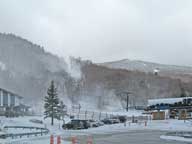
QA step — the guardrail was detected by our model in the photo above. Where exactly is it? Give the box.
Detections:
[4,126,47,130]
[0,126,49,139]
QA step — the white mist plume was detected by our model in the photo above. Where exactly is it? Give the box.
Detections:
[0,61,6,71]
[66,56,82,80]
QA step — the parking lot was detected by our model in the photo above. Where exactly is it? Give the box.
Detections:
[76,130,189,144]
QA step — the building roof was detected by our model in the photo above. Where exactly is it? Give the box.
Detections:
[0,87,23,99]
[148,97,191,106]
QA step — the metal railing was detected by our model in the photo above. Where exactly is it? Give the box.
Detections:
[0,126,49,139]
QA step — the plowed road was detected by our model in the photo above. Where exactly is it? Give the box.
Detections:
[93,130,189,144]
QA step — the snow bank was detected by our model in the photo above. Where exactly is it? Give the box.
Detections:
[160,135,192,143]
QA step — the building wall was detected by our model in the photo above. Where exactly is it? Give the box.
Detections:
[0,89,22,107]
[15,96,21,106]
[3,91,8,106]
[152,111,165,120]
[10,94,15,106]
[0,90,2,106]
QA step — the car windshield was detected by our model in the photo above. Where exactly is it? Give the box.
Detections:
[0,1,192,144]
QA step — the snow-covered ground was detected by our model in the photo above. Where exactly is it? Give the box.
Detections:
[160,135,192,143]
[1,111,192,144]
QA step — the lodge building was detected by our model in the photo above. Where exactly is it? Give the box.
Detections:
[0,88,23,108]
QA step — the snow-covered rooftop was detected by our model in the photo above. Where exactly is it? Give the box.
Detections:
[148,97,190,106]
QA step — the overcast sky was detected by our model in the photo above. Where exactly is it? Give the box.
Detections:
[0,0,192,66]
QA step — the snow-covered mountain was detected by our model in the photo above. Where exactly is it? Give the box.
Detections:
[100,59,192,74]
[1,33,192,111]
[100,59,192,83]
[0,33,122,111]
[0,33,70,104]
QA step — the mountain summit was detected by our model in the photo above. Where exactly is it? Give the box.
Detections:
[100,59,192,83]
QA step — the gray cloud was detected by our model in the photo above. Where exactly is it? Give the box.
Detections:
[0,0,192,66]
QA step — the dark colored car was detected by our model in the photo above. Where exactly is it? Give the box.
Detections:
[111,116,127,123]
[101,119,113,125]
[88,120,98,127]
[118,116,127,123]
[110,118,120,124]
[62,119,90,130]
[29,119,43,124]
[88,120,104,127]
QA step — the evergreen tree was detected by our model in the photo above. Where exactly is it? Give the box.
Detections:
[44,80,60,125]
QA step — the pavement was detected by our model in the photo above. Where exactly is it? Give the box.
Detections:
[84,130,190,144]
[2,130,190,144]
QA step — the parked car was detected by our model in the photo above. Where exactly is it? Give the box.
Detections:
[97,121,104,126]
[118,116,127,123]
[101,118,113,125]
[88,120,104,127]
[70,115,75,119]
[110,118,120,124]
[88,120,99,127]
[29,119,43,124]
[62,119,90,130]
[111,116,127,123]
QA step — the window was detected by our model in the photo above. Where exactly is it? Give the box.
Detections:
[10,95,15,106]
[0,90,1,106]
[3,91,8,107]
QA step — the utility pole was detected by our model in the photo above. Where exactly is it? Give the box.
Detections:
[116,91,132,112]
[126,93,129,112]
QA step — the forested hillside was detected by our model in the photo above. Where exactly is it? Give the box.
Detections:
[0,33,191,111]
